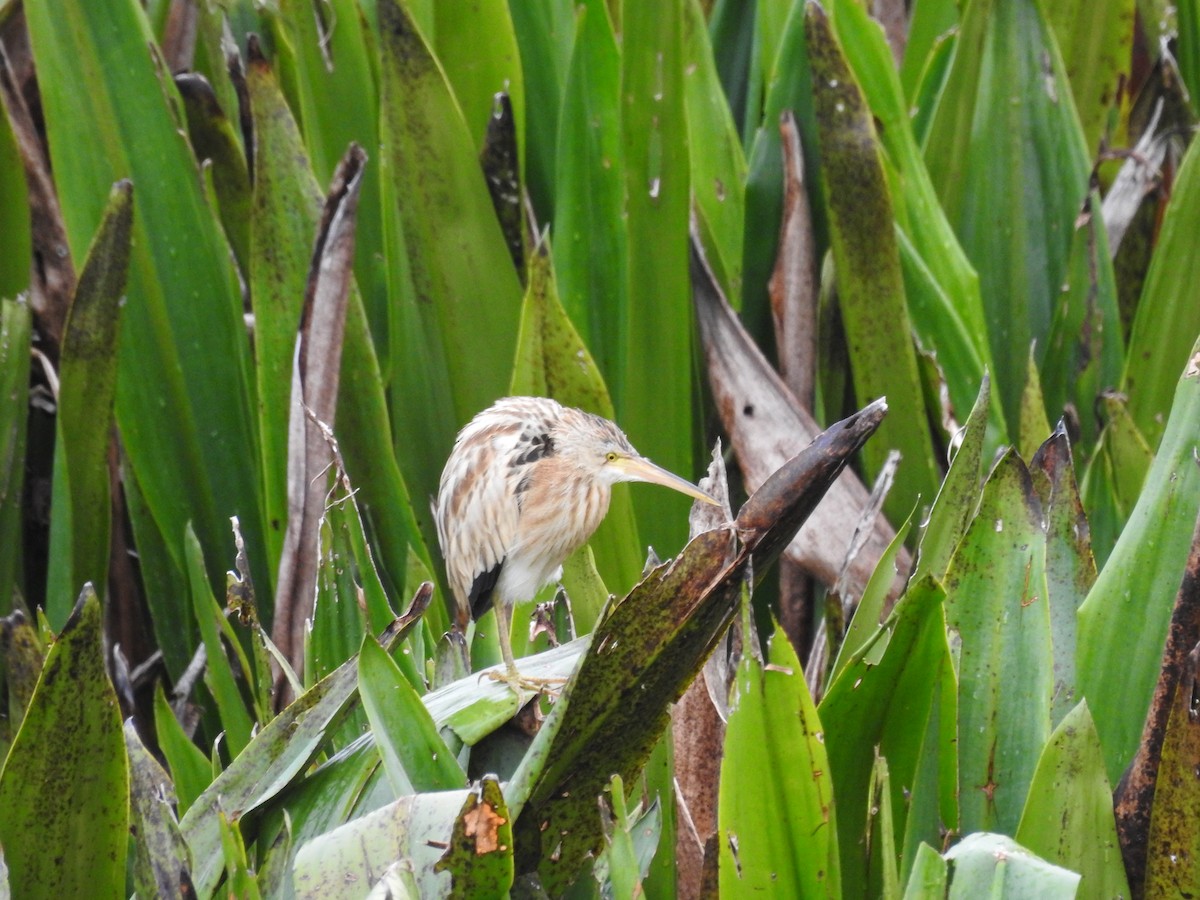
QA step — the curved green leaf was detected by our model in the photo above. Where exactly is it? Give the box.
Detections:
[1078,335,1200,782]
[924,0,1092,432]
[806,1,939,523]
[944,451,1053,835]
[1015,700,1130,900]
[26,0,269,631]
[719,626,841,897]
[553,0,625,375]
[0,587,129,899]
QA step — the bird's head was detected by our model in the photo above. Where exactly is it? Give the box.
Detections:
[557,410,719,505]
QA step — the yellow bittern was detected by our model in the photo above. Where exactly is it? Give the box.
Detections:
[435,396,717,688]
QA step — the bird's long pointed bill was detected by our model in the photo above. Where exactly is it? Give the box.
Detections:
[617,457,721,505]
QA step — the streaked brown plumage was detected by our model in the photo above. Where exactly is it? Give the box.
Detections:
[435,396,716,687]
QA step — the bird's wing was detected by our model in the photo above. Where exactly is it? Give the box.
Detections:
[436,398,560,621]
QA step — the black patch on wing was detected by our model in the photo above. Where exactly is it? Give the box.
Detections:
[511,431,555,467]
[468,560,504,619]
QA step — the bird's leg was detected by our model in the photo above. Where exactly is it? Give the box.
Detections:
[496,601,521,681]
[486,602,566,694]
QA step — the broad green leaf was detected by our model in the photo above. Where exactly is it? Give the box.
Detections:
[923,0,1092,434]
[902,843,948,899]
[821,579,951,900]
[0,587,128,899]
[559,545,610,639]
[907,29,956,147]
[435,0,525,157]
[1121,133,1200,450]
[1042,192,1125,454]
[1181,0,1200,117]
[433,776,515,898]
[1144,650,1200,897]
[742,0,820,336]
[176,73,252,275]
[898,639,959,886]
[1078,336,1200,782]
[1015,701,1130,900]
[219,812,263,900]
[806,1,939,524]
[944,451,1053,835]
[900,0,957,100]
[377,0,524,506]
[683,0,746,302]
[292,784,485,898]
[553,0,625,377]
[46,180,131,623]
[708,0,756,141]
[870,755,900,900]
[1018,349,1052,460]
[620,0,696,554]
[718,626,841,897]
[507,0,575,221]
[358,635,466,795]
[1045,0,1135,155]
[153,681,212,816]
[913,374,991,585]
[944,833,1080,897]
[126,719,194,899]
[0,607,43,754]
[0,109,30,300]
[0,300,30,603]
[1030,429,1096,726]
[26,0,270,624]
[829,0,1001,439]
[1078,391,1154,567]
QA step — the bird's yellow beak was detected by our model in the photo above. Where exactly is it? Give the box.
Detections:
[614,456,721,505]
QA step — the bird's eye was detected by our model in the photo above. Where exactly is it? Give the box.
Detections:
[605,451,619,463]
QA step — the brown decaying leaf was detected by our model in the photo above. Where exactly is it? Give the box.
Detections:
[271,144,367,696]
[692,232,908,603]
[769,111,818,409]
[1114,505,1200,896]
[160,0,198,74]
[0,31,74,351]
[463,801,507,855]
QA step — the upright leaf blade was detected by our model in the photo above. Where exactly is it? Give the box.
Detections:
[719,627,841,897]
[0,588,129,899]
[26,0,269,623]
[1078,336,1200,781]
[620,0,696,553]
[553,0,626,376]
[806,1,939,523]
[1015,701,1130,900]
[944,451,1053,835]
[923,0,1092,432]
[377,0,523,505]
[47,180,132,621]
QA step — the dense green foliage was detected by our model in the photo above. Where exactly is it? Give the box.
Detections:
[1,0,1199,895]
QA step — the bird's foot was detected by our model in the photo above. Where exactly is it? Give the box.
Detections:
[486,668,567,696]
